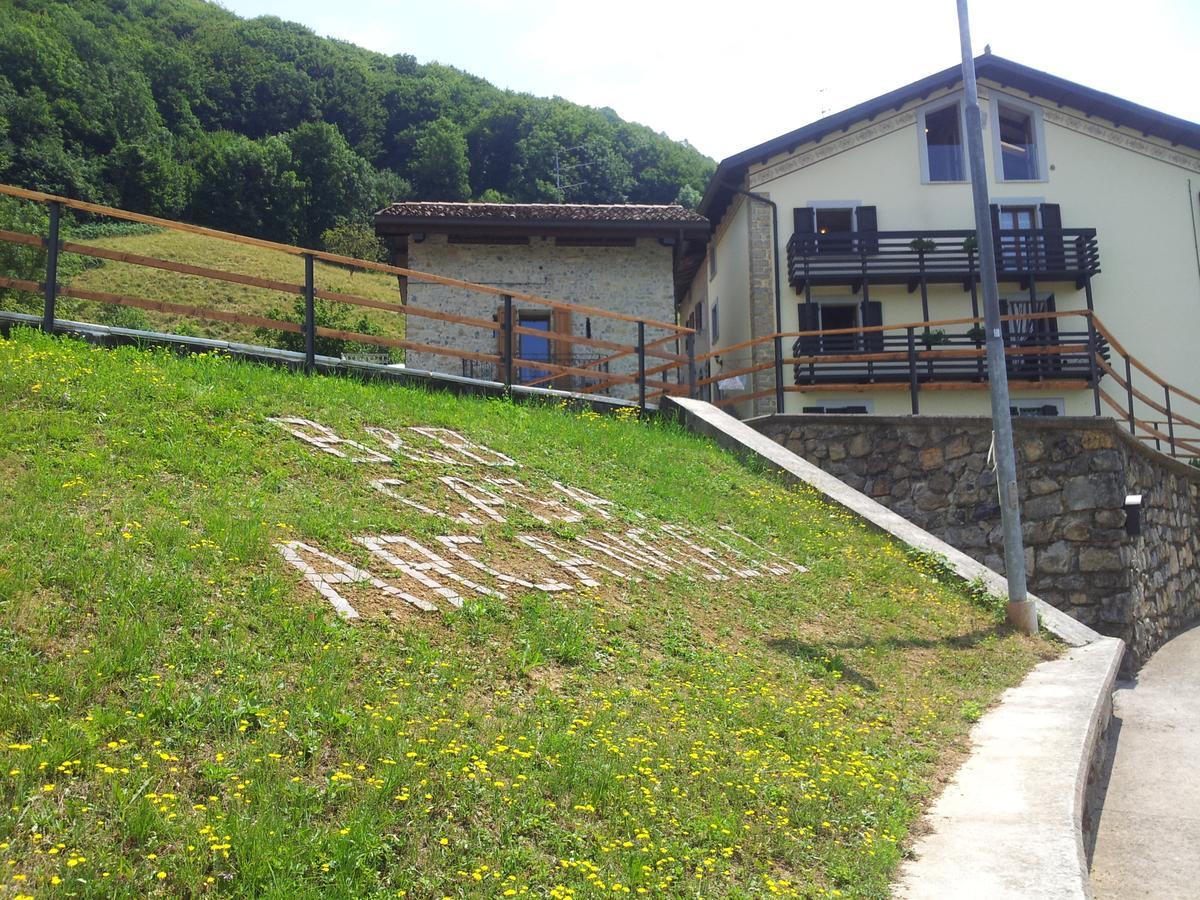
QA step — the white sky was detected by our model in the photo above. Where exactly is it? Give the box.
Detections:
[216,0,1200,162]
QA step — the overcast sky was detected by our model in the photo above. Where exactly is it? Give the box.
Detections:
[217,0,1200,162]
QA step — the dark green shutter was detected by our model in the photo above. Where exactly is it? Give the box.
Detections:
[797,303,820,354]
[1039,203,1064,270]
[793,207,815,256]
[863,301,883,352]
[856,205,878,254]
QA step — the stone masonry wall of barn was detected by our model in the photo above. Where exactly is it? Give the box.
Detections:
[751,414,1200,668]
[404,235,678,399]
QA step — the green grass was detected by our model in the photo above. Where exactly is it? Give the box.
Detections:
[59,229,407,346]
[0,328,1054,899]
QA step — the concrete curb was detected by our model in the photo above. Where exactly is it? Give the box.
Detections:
[664,397,1126,898]
[895,637,1123,899]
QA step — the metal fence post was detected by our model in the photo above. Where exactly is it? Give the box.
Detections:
[303,253,315,373]
[773,334,784,412]
[1085,314,1101,417]
[41,200,61,333]
[502,294,514,393]
[686,333,697,399]
[907,326,920,414]
[1124,356,1135,434]
[637,320,646,412]
[1164,385,1176,457]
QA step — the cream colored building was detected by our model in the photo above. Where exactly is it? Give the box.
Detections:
[684,54,1200,438]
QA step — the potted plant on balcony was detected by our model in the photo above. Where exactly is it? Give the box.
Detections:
[962,235,979,253]
[921,328,949,348]
[966,323,986,343]
[908,237,938,253]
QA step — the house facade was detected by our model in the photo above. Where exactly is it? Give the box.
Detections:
[375,202,707,394]
[683,54,1200,425]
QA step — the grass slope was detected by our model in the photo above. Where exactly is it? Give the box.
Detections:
[0,328,1053,899]
[62,229,407,347]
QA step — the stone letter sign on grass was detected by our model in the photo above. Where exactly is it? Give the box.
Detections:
[269,418,804,620]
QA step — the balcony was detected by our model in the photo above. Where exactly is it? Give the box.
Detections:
[791,314,1109,389]
[787,228,1100,292]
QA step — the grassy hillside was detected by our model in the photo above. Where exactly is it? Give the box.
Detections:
[0,328,1052,898]
[62,228,407,349]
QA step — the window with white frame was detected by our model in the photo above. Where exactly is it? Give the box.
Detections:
[919,100,966,182]
[992,97,1046,181]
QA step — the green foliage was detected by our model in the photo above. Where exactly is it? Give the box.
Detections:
[0,328,1052,897]
[0,0,715,243]
[321,219,385,265]
[257,297,393,360]
[409,117,471,201]
[0,197,47,313]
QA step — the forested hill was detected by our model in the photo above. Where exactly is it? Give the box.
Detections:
[0,0,715,246]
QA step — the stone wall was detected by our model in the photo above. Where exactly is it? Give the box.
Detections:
[752,414,1200,668]
[403,235,677,400]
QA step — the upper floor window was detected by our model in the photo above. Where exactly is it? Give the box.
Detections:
[919,101,965,182]
[992,97,1046,181]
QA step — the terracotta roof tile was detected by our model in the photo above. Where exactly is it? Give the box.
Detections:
[375,201,708,226]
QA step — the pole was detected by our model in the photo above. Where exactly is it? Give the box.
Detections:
[42,201,61,333]
[957,0,1036,635]
[303,253,315,373]
[636,320,647,412]
[502,295,514,393]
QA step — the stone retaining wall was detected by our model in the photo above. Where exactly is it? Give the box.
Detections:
[751,414,1200,667]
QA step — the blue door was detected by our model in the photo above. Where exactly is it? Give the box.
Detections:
[519,316,551,382]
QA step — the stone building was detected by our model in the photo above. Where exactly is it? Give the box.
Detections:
[374,202,708,394]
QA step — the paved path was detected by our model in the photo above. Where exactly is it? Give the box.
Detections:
[1091,626,1200,898]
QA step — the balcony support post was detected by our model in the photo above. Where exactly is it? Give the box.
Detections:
[1083,274,1095,313]
[907,327,920,415]
[918,248,930,322]
[1085,315,1102,417]
[1165,386,1176,457]
[773,334,784,410]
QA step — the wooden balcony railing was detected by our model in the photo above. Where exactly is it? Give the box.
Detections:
[787,228,1100,291]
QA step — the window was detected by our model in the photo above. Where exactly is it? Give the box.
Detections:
[802,402,872,414]
[816,303,859,353]
[992,98,1045,181]
[997,205,1037,268]
[920,102,965,182]
[1010,400,1063,417]
[711,299,720,343]
[815,208,854,254]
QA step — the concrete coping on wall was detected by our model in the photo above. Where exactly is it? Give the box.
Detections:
[664,397,1125,898]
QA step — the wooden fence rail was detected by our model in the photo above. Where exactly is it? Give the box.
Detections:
[0,183,695,409]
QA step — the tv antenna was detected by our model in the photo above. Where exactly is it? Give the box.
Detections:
[554,144,595,195]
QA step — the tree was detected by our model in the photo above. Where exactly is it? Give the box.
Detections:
[321,219,384,267]
[104,131,194,217]
[408,117,470,200]
[186,131,303,243]
[674,185,702,209]
[284,121,373,246]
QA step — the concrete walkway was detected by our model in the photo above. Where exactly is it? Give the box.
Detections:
[1091,626,1200,898]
